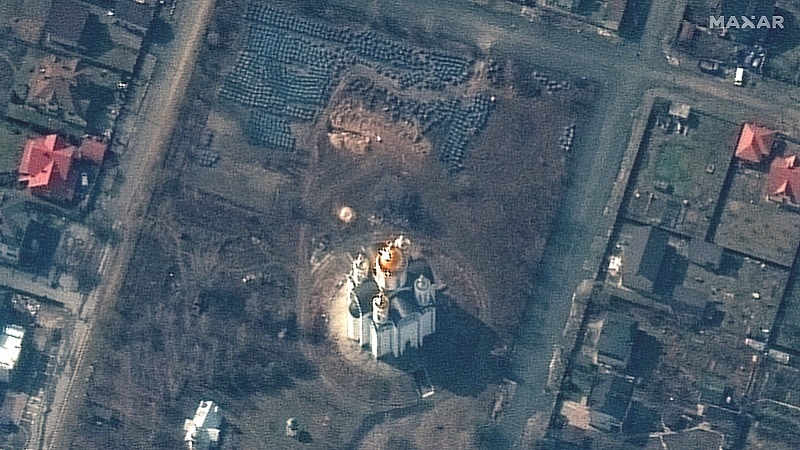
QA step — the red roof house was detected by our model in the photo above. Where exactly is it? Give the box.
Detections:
[735,123,774,164]
[78,137,107,166]
[18,134,77,201]
[766,155,800,205]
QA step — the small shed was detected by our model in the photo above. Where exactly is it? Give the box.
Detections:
[668,103,691,120]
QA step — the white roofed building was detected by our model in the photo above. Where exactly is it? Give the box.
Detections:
[0,325,25,383]
[183,400,222,449]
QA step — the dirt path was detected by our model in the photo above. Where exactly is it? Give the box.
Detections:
[39,0,217,448]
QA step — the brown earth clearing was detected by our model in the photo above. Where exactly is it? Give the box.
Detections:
[69,1,596,448]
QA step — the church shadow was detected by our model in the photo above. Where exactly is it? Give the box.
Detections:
[416,299,507,397]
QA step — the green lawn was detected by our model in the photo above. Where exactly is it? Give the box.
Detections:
[655,141,696,196]
[0,120,24,172]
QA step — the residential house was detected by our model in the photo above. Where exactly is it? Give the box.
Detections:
[17,134,107,203]
[735,123,774,164]
[26,55,88,126]
[588,372,634,433]
[0,235,21,267]
[765,154,800,206]
[597,312,638,372]
[0,392,29,430]
[0,325,25,383]
[18,134,77,202]
[0,210,30,267]
[184,400,222,449]
[113,0,156,35]
[42,0,90,51]
[621,225,670,293]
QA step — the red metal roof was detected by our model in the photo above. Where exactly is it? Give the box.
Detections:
[766,155,800,204]
[17,134,76,200]
[735,123,774,163]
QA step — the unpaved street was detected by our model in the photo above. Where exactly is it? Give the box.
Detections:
[39,0,217,448]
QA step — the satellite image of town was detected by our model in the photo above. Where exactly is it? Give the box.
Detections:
[2,0,800,449]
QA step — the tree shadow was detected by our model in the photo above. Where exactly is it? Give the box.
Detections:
[20,220,61,276]
[148,17,174,46]
[717,253,742,277]
[624,401,662,436]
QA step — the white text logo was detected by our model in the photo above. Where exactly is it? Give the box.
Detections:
[709,16,784,29]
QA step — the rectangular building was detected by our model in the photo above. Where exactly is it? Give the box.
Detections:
[597,312,638,371]
[0,325,25,383]
[621,225,670,293]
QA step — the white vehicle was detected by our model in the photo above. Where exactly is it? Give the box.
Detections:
[734,67,745,86]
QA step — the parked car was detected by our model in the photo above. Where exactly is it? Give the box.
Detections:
[698,59,724,76]
[734,67,746,86]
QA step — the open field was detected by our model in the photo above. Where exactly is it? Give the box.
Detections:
[0,120,24,172]
[714,167,800,267]
[764,2,800,84]
[775,276,800,352]
[750,362,800,450]
[624,104,740,239]
[0,0,50,44]
[681,250,788,340]
[748,398,800,450]
[67,0,597,447]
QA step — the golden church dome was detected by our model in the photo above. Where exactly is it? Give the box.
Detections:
[377,246,404,273]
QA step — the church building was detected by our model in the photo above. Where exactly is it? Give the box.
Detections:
[346,235,437,359]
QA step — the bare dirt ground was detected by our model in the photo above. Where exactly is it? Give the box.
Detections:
[67,1,596,448]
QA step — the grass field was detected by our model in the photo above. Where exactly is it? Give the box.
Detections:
[776,277,800,352]
[655,141,695,196]
[0,120,25,172]
[625,105,739,239]
[714,168,800,267]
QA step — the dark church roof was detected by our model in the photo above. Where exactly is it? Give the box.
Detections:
[406,257,434,285]
[348,255,434,321]
[390,289,419,321]
[349,278,378,318]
